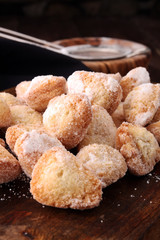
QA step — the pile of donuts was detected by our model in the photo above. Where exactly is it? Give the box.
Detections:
[0,67,160,210]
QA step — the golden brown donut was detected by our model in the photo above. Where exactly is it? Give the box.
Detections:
[116,122,159,176]
[0,92,24,106]
[15,81,31,103]
[78,105,117,150]
[77,144,127,188]
[5,124,45,153]
[0,144,21,184]
[30,146,102,209]
[111,102,125,128]
[147,121,160,144]
[24,75,67,112]
[123,83,160,126]
[43,93,92,149]
[0,97,12,128]
[151,106,160,123]
[10,105,43,127]
[14,129,64,178]
[120,67,150,100]
[67,70,122,114]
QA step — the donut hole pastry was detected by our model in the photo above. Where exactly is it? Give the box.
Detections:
[0,92,24,106]
[10,105,43,127]
[123,83,160,126]
[151,106,160,123]
[120,67,150,101]
[14,129,64,178]
[147,121,160,144]
[111,102,125,128]
[67,70,122,114]
[0,144,21,184]
[30,146,102,210]
[0,97,12,128]
[77,144,127,188]
[116,122,159,176]
[15,81,31,103]
[43,93,92,149]
[78,105,117,150]
[5,124,45,153]
[24,75,67,112]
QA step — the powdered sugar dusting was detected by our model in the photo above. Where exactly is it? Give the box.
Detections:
[134,111,154,125]
[103,77,120,92]
[126,67,150,84]
[67,75,85,94]
[22,130,62,154]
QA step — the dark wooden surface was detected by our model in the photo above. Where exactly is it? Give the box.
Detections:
[1,163,160,240]
[1,9,160,240]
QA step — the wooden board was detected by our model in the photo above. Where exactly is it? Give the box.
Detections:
[1,164,160,240]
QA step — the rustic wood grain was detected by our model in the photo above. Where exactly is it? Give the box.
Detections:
[82,54,151,76]
[1,161,160,240]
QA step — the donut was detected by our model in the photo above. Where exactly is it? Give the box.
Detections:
[111,102,125,128]
[5,124,45,153]
[10,105,43,127]
[151,106,160,123]
[78,105,116,150]
[30,146,102,209]
[123,83,160,126]
[120,67,150,100]
[24,75,67,112]
[147,121,160,144]
[14,129,64,178]
[77,144,127,188]
[0,97,12,128]
[116,122,159,176]
[43,93,92,149]
[0,144,21,184]
[120,67,150,101]
[67,70,122,114]
[0,92,24,106]
[15,81,31,103]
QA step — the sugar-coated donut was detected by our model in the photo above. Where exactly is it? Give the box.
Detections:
[78,105,116,150]
[111,102,125,128]
[10,105,43,127]
[120,67,150,100]
[0,144,21,184]
[24,75,67,112]
[15,81,31,103]
[147,121,160,144]
[123,83,160,126]
[43,93,92,149]
[151,106,160,123]
[67,70,122,114]
[5,124,45,153]
[30,147,102,209]
[0,97,12,128]
[116,122,159,176]
[0,92,24,106]
[14,129,64,178]
[77,144,127,188]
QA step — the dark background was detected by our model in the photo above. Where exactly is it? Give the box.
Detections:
[0,0,160,81]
